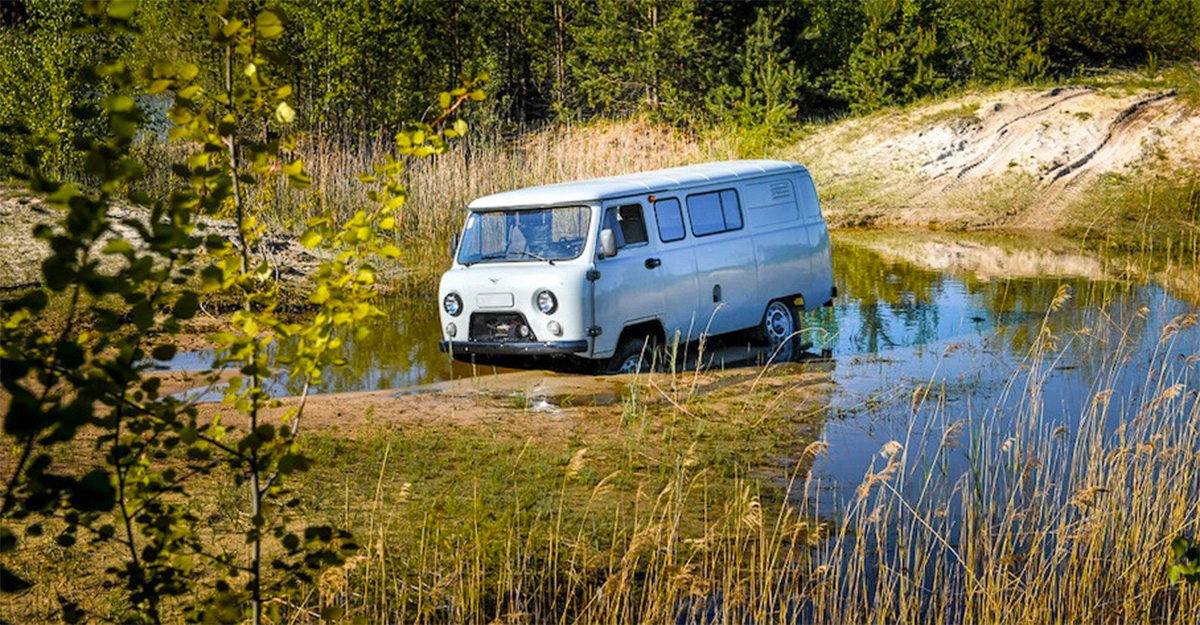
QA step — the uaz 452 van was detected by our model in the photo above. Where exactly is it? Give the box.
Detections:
[438,160,835,372]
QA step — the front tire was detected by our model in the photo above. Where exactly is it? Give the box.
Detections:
[606,337,656,374]
[760,300,798,347]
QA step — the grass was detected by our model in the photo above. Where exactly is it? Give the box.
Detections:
[1,357,833,623]
[6,72,1200,623]
[1065,169,1200,269]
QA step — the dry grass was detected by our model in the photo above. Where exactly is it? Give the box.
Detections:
[182,120,741,291]
[299,305,1200,624]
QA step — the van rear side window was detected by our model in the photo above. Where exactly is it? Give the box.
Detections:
[654,198,685,242]
[687,189,742,236]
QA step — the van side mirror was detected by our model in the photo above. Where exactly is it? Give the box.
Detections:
[599,229,618,259]
[450,232,459,259]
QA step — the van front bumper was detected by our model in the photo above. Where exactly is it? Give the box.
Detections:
[439,340,589,357]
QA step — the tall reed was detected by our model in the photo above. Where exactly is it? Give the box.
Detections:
[310,300,1199,624]
[231,121,735,290]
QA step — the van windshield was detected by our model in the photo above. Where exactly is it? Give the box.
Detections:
[456,206,592,266]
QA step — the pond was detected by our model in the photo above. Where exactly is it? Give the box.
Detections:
[805,231,1200,516]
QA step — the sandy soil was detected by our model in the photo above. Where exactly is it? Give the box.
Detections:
[791,80,1200,230]
[165,362,831,442]
[0,187,323,295]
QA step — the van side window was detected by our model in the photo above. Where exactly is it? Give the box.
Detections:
[654,197,685,242]
[686,189,743,236]
[602,204,648,248]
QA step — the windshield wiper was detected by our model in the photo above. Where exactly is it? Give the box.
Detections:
[511,250,555,265]
[464,250,555,266]
[463,252,509,267]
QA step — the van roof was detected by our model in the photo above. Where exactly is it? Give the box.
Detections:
[467,159,809,210]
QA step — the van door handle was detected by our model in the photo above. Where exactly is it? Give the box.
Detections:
[644,258,661,269]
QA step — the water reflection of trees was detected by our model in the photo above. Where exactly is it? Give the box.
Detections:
[274,296,452,394]
[834,244,943,353]
[832,239,1154,358]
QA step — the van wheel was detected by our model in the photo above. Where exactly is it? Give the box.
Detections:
[606,337,656,374]
[760,301,797,346]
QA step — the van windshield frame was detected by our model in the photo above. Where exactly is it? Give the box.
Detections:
[456,205,593,266]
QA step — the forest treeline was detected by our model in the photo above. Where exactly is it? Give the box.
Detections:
[2,0,1199,174]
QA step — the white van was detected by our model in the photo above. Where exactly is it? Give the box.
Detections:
[437,160,835,372]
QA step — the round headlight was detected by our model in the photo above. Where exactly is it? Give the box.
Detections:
[535,290,557,315]
[443,292,463,316]
[445,322,457,338]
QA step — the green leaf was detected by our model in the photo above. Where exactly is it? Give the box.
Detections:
[103,239,133,255]
[275,101,296,124]
[147,79,172,95]
[469,89,486,101]
[1173,536,1189,559]
[70,470,116,512]
[151,344,178,361]
[223,19,244,38]
[0,564,32,594]
[20,289,48,313]
[106,0,137,20]
[173,291,200,320]
[0,526,16,553]
[438,92,451,109]
[288,172,312,190]
[379,244,401,259]
[281,159,304,175]
[132,300,154,332]
[300,230,322,248]
[453,119,468,135]
[55,342,84,369]
[256,10,284,39]
[178,63,199,80]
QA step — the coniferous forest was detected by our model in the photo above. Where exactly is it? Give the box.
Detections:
[3,0,1199,173]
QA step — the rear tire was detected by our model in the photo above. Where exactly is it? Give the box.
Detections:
[760,300,798,347]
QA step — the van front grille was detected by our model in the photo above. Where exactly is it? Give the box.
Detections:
[470,312,538,342]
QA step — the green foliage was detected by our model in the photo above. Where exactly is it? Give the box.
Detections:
[0,1,116,176]
[1171,535,1200,585]
[704,4,810,156]
[0,1,478,622]
[568,0,703,121]
[950,0,1046,84]
[833,0,949,114]
[5,0,1200,161]
[1040,0,1200,70]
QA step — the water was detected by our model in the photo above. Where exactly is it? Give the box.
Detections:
[158,230,1200,491]
[806,233,1200,516]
